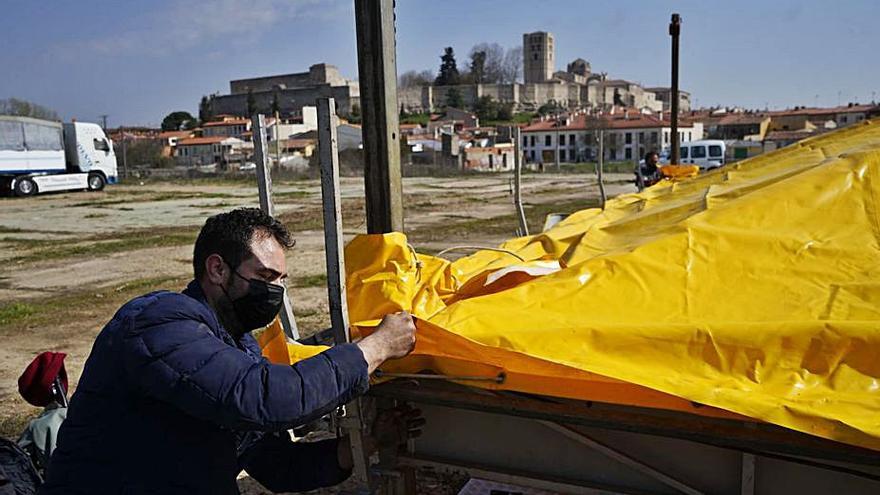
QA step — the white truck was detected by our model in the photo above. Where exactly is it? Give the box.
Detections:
[0,116,118,196]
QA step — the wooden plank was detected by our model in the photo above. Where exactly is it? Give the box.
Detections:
[251,113,299,339]
[513,126,529,237]
[354,0,404,234]
[316,99,350,345]
[317,98,372,491]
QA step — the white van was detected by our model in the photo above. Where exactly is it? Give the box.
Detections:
[679,140,726,170]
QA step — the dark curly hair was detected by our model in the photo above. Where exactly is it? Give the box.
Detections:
[193,208,294,280]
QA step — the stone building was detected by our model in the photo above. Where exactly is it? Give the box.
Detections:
[209,63,360,118]
[398,32,670,114]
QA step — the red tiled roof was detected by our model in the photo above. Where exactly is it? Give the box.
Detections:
[157,130,192,139]
[177,136,234,146]
[768,104,877,117]
[522,112,694,132]
[203,119,249,127]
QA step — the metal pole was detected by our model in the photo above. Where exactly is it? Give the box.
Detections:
[251,113,299,340]
[669,13,681,165]
[121,128,127,181]
[275,111,281,170]
[597,130,606,209]
[513,126,529,237]
[634,132,644,191]
[355,0,404,234]
[317,97,373,492]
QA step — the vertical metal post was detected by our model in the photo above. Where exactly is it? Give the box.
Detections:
[121,128,128,181]
[275,111,282,171]
[355,0,404,234]
[597,130,607,209]
[252,113,299,340]
[634,132,644,191]
[317,98,372,492]
[669,13,681,165]
[513,126,529,237]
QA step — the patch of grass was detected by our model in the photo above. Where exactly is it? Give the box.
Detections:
[84,212,109,219]
[291,273,327,288]
[407,196,601,244]
[274,190,312,199]
[0,226,24,234]
[0,302,36,326]
[0,411,36,439]
[295,308,320,318]
[9,227,198,264]
[0,276,188,335]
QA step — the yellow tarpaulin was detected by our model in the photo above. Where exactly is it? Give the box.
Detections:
[261,120,880,451]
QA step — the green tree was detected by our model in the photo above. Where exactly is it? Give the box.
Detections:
[246,89,257,116]
[198,95,213,123]
[469,50,486,84]
[473,95,499,121]
[270,91,280,116]
[161,111,196,131]
[435,47,460,86]
[445,87,463,109]
[350,103,362,124]
[497,103,514,122]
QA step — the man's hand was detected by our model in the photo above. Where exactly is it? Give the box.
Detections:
[356,311,417,374]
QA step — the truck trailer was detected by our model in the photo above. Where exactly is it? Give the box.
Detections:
[0,116,118,196]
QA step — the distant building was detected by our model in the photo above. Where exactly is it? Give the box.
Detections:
[175,136,246,166]
[399,31,672,114]
[462,143,516,172]
[209,63,360,119]
[521,109,703,164]
[523,31,555,84]
[644,87,692,112]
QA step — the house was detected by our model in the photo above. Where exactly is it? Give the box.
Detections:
[175,136,245,166]
[156,130,194,157]
[282,138,316,157]
[462,143,516,172]
[521,109,703,164]
[202,117,250,139]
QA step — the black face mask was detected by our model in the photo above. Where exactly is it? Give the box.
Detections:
[223,269,285,331]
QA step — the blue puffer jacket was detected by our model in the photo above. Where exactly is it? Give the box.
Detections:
[40,281,369,495]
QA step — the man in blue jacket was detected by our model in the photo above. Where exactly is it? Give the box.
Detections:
[41,208,417,494]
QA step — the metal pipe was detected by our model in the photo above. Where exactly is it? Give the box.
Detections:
[374,370,506,384]
[513,126,529,236]
[670,13,681,165]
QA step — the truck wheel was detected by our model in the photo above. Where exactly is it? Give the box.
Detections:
[87,173,106,191]
[14,177,37,197]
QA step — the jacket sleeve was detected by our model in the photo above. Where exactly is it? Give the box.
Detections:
[120,297,369,431]
[239,432,351,492]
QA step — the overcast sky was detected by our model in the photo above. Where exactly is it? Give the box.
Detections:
[2,0,878,127]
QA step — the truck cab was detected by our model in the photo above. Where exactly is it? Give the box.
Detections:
[63,121,119,189]
[0,117,117,196]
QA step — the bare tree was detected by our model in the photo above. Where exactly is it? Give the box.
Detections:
[398,69,435,88]
[501,46,523,84]
[469,42,504,83]
[0,97,60,120]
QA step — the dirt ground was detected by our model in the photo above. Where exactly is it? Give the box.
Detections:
[0,171,633,492]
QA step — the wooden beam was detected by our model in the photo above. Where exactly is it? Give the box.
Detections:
[317,98,372,491]
[354,0,403,233]
[513,126,529,237]
[251,113,299,339]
